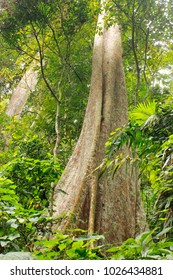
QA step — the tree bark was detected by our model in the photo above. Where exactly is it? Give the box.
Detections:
[6,60,38,118]
[53,4,146,244]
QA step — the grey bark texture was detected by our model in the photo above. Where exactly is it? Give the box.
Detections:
[6,60,38,118]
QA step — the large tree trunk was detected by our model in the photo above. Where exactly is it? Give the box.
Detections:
[53,5,146,244]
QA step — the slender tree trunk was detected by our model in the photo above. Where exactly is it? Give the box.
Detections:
[6,60,38,118]
[53,4,146,244]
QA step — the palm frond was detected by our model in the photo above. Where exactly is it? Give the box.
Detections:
[130,101,157,126]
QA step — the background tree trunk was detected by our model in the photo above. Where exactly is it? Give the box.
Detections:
[0,0,8,10]
[53,5,146,244]
[6,60,38,118]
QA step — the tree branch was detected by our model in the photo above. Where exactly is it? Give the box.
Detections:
[31,21,60,104]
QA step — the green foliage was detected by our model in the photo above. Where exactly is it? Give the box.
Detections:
[0,176,27,252]
[0,0,95,51]
[0,174,55,253]
[104,0,173,103]
[0,116,63,253]
[105,99,173,234]
[0,0,96,167]
[0,101,10,151]
[107,229,173,260]
[0,36,20,98]
[34,230,105,260]
[2,155,62,209]
[1,0,54,36]
[130,101,157,126]
[33,228,173,260]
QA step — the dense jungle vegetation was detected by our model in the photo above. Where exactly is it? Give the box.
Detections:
[0,0,173,259]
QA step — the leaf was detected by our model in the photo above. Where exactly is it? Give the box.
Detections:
[135,230,156,245]
[156,227,172,238]
[29,217,39,223]
[75,234,104,242]
[72,240,84,249]
[106,246,118,253]
[58,243,67,251]
[8,234,20,241]
[130,101,157,126]
[0,241,10,247]
[68,228,87,233]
